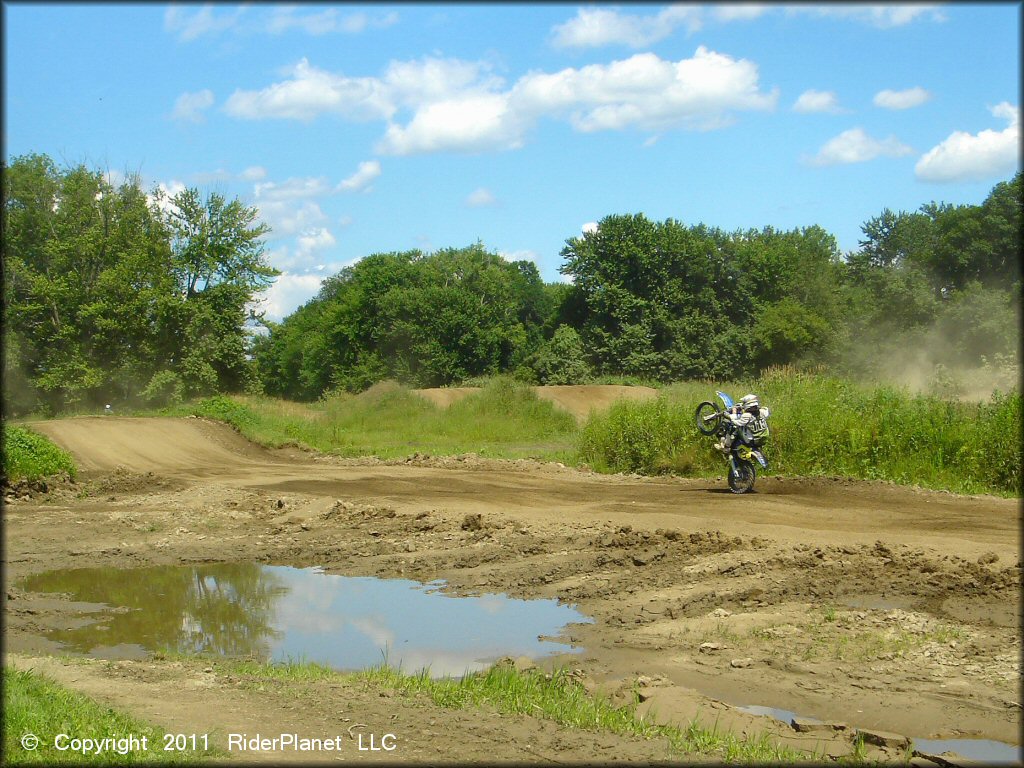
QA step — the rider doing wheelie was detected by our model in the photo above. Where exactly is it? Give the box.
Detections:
[715,394,769,456]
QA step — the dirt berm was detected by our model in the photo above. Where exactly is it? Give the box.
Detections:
[4,415,1020,764]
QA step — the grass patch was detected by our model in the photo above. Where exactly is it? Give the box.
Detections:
[189,377,579,463]
[2,425,77,483]
[2,666,218,764]
[356,663,814,762]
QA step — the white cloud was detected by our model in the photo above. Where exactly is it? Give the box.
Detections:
[786,4,946,28]
[550,6,703,49]
[377,93,527,155]
[240,166,267,181]
[164,5,246,42]
[512,48,777,133]
[792,89,844,114]
[915,102,1020,183]
[295,227,337,258]
[256,200,329,239]
[172,89,215,123]
[228,48,776,155]
[466,188,497,207]
[581,221,599,234]
[382,57,503,110]
[224,58,393,122]
[874,87,931,110]
[807,127,914,166]
[338,160,381,192]
[257,273,325,321]
[254,176,333,201]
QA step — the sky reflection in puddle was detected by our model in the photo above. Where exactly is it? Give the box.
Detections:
[20,563,592,677]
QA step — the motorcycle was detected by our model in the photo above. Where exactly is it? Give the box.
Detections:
[694,391,768,494]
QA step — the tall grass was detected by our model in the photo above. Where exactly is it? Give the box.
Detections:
[192,377,578,462]
[580,368,1021,496]
[2,426,77,483]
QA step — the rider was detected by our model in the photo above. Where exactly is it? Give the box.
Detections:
[716,394,769,455]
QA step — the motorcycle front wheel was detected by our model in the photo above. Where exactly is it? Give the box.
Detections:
[728,460,756,494]
[695,401,722,435]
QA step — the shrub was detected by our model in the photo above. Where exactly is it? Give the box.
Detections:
[2,426,77,482]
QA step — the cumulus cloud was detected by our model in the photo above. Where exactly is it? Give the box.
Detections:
[225,58,393,122]
[511,48,777,134]
[874,87,931,110]
[338,160,381,192]
[915,102,1020,183]
[550,6,702,48]
[257,272,325,321]
[256,200,329,239]
[227,48,776,155]
[377,94,527,155]
[172,89,215,123]
[295,227,337,258]
[792,89,844,114]
[581,221,599,234]
[466,188,497,207]
[806,127,913,166]
[786,4,946,28]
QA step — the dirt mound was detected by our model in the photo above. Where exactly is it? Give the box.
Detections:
[413,384,659,421]
[28,416,274,474]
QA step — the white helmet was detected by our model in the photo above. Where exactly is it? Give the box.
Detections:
[739,394,759,411]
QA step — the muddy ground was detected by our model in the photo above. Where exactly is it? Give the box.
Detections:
[4,415,1021,764]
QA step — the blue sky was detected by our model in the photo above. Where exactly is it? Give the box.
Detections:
[4,3,1020,320]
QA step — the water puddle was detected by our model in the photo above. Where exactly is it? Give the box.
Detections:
[18,563,592,677]
[911,738,1020,764]
[735,704,816,724]
[736,703,1019,763]
[839,594,914,612]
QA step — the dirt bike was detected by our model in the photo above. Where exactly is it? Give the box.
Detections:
[694,391,768,494]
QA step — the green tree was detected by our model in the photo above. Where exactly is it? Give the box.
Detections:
[2,154,277,414]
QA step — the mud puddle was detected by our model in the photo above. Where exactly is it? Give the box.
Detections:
[736,702,1020,762]
[18,563,591,677]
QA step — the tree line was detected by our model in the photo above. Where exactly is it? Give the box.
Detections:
[3,154,276,415]
[2,152,1019,414]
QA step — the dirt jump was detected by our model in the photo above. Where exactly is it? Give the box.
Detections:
[4,411,1021,764]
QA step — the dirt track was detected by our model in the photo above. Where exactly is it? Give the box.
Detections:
[4,415,1021,763]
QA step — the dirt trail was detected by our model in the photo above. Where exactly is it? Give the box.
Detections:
[4,416,1021,763]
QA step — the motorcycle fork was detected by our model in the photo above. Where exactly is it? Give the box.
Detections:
[727,453,740,478]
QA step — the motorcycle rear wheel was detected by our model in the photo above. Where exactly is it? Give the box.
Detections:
[728,460,756,494]
[695,401,722,435]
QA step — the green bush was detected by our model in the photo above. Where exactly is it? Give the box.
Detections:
[191,395,258,430]
[578,369,1021,495]
[2,426,76,482]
